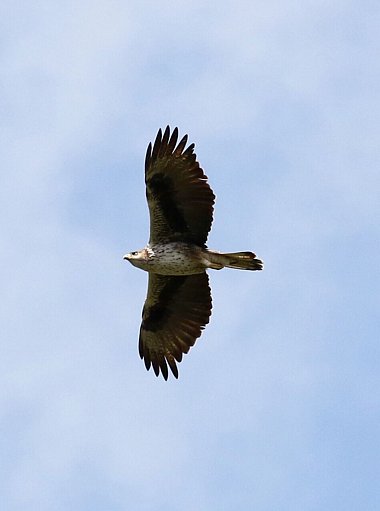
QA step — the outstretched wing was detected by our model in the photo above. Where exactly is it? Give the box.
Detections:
[139,272,212,380]
[145,126,215,246]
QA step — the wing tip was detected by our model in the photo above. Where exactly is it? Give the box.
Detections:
[145,142,152,172]
[147,126,199,165]
[139,342,179,380]
[141,355,179,381]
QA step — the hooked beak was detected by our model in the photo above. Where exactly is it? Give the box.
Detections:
[123,253,130,261]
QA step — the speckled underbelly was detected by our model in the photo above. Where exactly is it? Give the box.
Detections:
[148,242,207,275]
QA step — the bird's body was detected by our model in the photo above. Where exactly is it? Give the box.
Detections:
[124,126,263,380]
[127,242,207,275]
[128,242,263,275]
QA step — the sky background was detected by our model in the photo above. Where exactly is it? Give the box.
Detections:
[1,1,379,510]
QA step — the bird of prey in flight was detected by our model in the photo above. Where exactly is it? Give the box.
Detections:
[124,126,263,380]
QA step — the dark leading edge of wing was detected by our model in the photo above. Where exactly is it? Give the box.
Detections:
[145,126,215,247]
[139,272,212,380]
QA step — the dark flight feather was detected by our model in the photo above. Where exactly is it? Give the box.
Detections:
[139,272,212,380]
[145,126,215,247]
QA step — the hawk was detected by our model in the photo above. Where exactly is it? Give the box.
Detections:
[124,126,263,380]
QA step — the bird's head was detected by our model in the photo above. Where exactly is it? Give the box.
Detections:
[123,248,150,270]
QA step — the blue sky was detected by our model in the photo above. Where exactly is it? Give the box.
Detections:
[1,1,379,510]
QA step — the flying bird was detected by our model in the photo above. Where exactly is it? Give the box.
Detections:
[124,126,263,380]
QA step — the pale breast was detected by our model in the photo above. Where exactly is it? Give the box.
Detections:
[147,242,206,275]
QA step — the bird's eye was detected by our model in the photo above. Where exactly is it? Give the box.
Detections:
[131,251,137,256]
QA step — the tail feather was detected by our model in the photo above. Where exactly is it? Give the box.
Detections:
[206,250,263,271]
